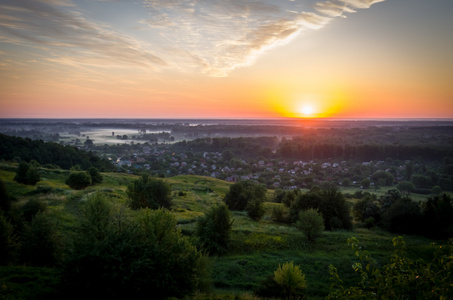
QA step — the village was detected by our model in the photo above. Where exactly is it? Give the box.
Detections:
[111,141,411,191]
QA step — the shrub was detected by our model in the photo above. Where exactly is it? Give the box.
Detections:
[87,166,103,184]
[246,197,266,221]
[371,171,394,186]
[66,171,92,190]
[273,261,307,300]
[290,187,352,231]
[13,161,29,184]
[327,237,453,299]
[22,199,47,222]
[352,194,381,223]
[0,178,11,213]
[196,204,233,255]
[20,212,62,266]
[14,161,40,185]
[421,193,453,239]
[382,198,423,234]
[224,180,266,211]
[127,174,172,210]
[254,275,282,299]
[296,209,324,241]
[0,213,18,265]
[271,205,289,223]
[397,181,415,196]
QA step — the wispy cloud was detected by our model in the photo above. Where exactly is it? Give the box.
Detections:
[0,0,166,70]
[0,0,385,77]
[142,0,386,76]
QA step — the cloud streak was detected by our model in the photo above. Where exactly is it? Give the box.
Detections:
[142,0,386,76]
[0,0,385,77]
[0,0,166,70]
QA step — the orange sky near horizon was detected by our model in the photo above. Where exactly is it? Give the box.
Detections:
[1,0,452,119]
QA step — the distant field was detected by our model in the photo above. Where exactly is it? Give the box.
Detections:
[59,128,172,145]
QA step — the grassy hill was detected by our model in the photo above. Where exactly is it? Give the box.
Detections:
[0,163,446,299]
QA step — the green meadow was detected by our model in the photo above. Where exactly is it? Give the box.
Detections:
[0,163,448,299]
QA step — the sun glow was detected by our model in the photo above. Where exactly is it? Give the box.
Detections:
[301,105,314,116]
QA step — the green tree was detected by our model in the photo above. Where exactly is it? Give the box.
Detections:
[24,165,40,185]
[0,178,11,213]
[22,199,47,222]
[127,174,172,209]
[14,161,40,185]
[397,180,415,196]
[62,194,202,299]
[273,261,307,300]
[371,170,394,186]
[352,194,381,223]
[290,187,352,231]
[87,166,103,184]
[224,180,266,211]
[70,165,82,171]
[196,204,233,255]
[296,209,324,241]
[246,197,266,221]
[66,171,92,190]
[20,212,62,266]
[271,205,289,223]
[0,213,18,265]
[13,161,29,184]
[382,198,423,235]
[410,174,431,189]
[421,193,453,239]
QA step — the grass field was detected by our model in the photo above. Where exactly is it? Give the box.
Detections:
[0,164,448,299]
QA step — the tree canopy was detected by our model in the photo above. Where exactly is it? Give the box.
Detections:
[62,193,202,299]
[127,174,172,210]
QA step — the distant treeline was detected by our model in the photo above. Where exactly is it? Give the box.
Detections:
[172,137,278,158]
[0,134,114,171]
[277,138,453,161]
[171,135,453,162]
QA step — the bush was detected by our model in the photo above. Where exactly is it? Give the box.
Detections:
[371,171,394,186]
[22,199,47,222]
[0,178,11,213]
[290,187,352,231]
[327,237,453,299]
[421,193,453,239]
[196,204,233,255]
[352,194,381,223]
[0,213,18,265]
[296,209,324,241]
[224,180,266,211]
[87,167,103,184]
[20,212,62,266]
[382,198,423,234]
[273,261,307,299]
[246,197,266,221]
[397,181,415,196]
[66,171,92,190]
[14,161,40,185]
[254,274,283,299]
[127,174,172,210]
[271,205,289,223]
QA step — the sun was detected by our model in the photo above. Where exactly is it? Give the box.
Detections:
[301,105,314,117]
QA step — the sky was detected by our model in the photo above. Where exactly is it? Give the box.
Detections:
[1,0,453,119]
